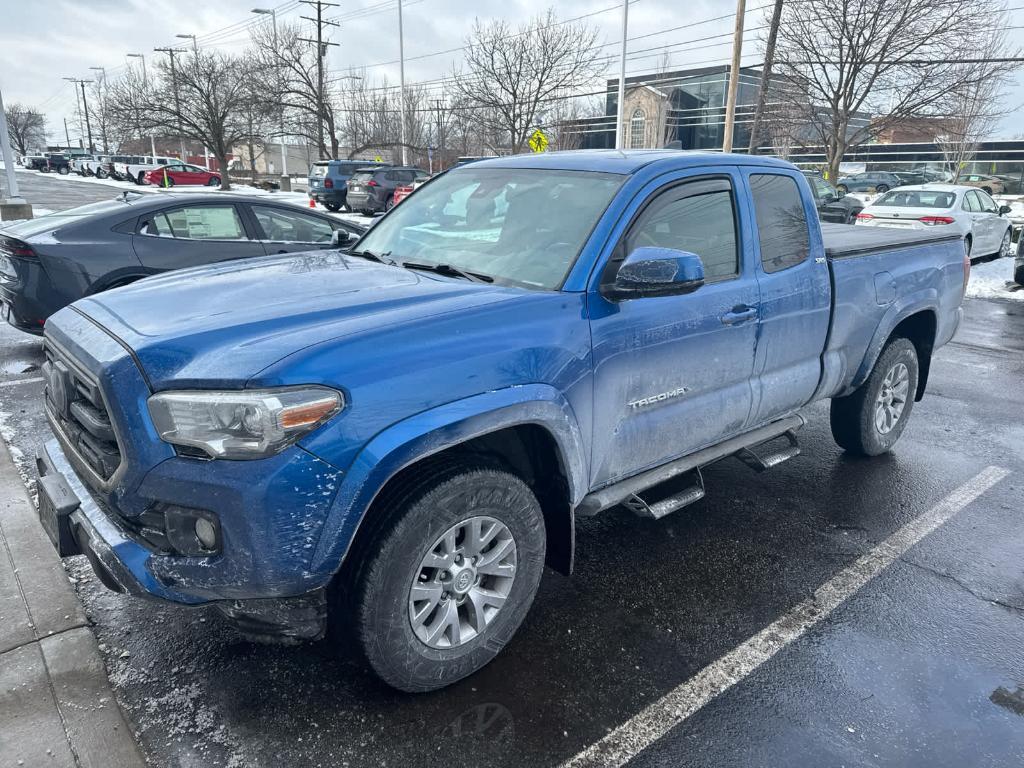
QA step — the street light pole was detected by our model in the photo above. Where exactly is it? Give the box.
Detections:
[721,0,746,153]
[615,0,629,150]
[398,0,407,165]
[253,8,289,183]
[155,47,189,163]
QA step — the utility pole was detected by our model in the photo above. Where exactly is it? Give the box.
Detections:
[66,79,96,154]
[747,0,783,155]
[300,1,339,160]
[253,8,290,185]
[615,0,629,150]
[398,0,407,165]
[154,47,189,163]
[63,117,71,149]
[435,99,445,170]
[64,77,85,150]
[721,0,746,153]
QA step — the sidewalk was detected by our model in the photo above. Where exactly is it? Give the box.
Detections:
[0,438,144,767]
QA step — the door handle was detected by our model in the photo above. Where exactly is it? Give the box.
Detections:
[275,249,288,254]
[721,306,758,326]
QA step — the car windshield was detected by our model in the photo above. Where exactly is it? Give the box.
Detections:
[874,190,956,208]
[353,167,624,290]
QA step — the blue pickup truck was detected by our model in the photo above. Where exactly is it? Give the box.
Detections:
[35,151,967,692]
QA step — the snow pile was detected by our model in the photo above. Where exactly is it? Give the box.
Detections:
[966,257,1023,302]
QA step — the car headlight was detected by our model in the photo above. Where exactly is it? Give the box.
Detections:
[148,387,343,460]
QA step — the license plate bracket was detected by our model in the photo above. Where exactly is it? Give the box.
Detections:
[37,472,81,556]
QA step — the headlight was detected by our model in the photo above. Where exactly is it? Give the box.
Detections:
[148,387,343,460]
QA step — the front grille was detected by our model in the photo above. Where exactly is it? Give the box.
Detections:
[43,340,124,487]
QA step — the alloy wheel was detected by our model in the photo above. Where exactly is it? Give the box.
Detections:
[874,362,910,435]
[408,516,517,650]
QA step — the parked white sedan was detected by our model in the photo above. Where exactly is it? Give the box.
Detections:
[855,184,1012,259]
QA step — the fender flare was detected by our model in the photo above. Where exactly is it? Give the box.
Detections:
[309,384,588,576]
[847,291,938,394]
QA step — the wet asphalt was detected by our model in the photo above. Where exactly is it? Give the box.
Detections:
[0,173,1022,768]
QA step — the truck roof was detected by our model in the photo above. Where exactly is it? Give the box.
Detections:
[471,149,796,175]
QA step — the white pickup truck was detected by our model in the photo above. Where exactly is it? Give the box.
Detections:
[116,156,176,185]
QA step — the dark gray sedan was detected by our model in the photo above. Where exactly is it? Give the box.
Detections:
[0,193,366,334]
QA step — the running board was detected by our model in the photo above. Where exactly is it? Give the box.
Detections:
[735,430,801,472]
[576,415,805,517]
[623,468,706,519]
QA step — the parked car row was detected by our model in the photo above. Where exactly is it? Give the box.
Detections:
[18,152,223,187]
[835,169,1017,196]
[308,160,429,213]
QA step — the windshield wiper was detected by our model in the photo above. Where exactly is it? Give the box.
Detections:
[401,261,494,283]
[348,249,396,266]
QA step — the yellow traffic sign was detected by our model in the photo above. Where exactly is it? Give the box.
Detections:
[529,129,548,153]
[374,155,383,162]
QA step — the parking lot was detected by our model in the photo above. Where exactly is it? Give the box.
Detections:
[0,173,1022,767]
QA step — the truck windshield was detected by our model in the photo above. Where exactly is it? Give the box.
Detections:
[353,167,624,289]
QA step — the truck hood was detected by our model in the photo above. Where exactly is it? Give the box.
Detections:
[75,251,523,389]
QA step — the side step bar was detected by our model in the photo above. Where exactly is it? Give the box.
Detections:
[576,414,805,518]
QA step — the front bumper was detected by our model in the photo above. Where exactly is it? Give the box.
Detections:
[36,438,331,640]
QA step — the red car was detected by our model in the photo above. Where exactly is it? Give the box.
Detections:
[144,163,221,187]
[391,177,428,207]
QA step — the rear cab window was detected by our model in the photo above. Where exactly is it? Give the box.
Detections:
[750,174,810,273]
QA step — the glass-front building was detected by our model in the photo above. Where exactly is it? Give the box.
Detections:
[581,65,763,150]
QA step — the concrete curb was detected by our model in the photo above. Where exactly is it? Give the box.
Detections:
[0,437,145,767]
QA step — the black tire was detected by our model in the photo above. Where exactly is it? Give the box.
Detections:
[982,186,993,195]
[96,169,108,179]
[385,198,395,212]
[207,176,220,187]
[996,227,1012,259]
[58,166,69,175]
[163,177,175,187]
[348,463,546,692]
[830,337,919,456]
[875,184,889,194]
[324,202,341,212]
[965,235,973,261]
[836,184,848,195]
[1015,264,1024,286]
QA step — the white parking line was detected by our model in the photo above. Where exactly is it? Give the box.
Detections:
[0,376,44,388]
[560,465,1011,768]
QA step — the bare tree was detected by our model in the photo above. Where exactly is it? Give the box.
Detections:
[451,9,605,153]
[3,104,46,155]
[936,33,1014,181]
[111,51,260,189]
[773,0,1018,180]
[252,22,340,159]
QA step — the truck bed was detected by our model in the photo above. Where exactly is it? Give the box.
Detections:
[820,222,963,258]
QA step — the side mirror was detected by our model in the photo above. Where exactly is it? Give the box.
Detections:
[606,247,705,301]
[999,205,1012,216]
[331,229,353,248]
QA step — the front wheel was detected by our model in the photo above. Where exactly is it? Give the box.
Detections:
[348,464,546,692]
[875,184,889,194]
[96,169,108,179]
[58,166,69,175]
[830,337,919,456]
[207,176,220,186]
[836,184,848,195]
[982,186,993,195]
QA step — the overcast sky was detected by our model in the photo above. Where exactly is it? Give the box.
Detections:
[2,0,1022,147]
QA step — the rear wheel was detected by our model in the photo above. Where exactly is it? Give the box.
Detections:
[348,463,545,692]
[385,198,395,212]
[996,228,1012,259]
[830,337,919,456]
[324,202,341,212]
[96,169,108,179]
[163,177,175,187]
[1015,263,1024,286]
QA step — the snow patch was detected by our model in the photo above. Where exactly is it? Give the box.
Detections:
[966,257,1024,302]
